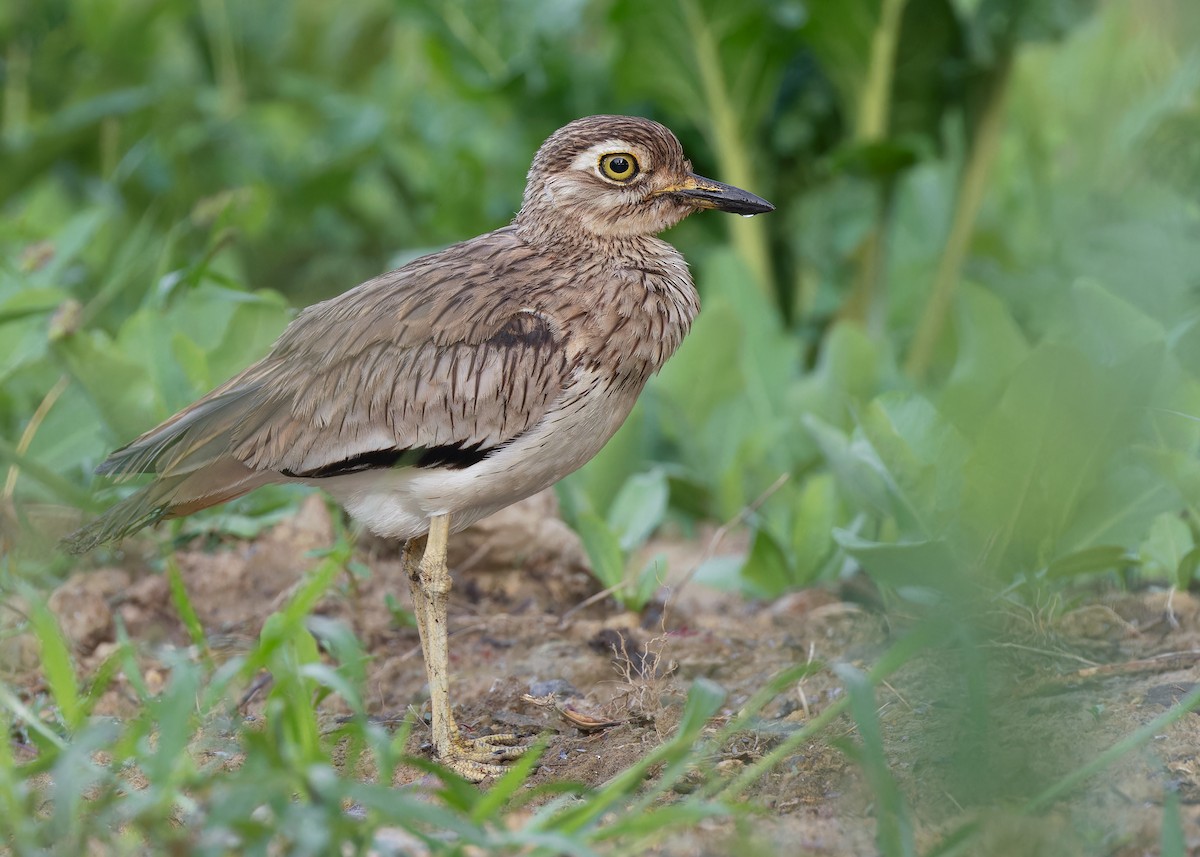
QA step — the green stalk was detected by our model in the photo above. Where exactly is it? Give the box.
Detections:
[838,187,893,326]
[200,0,243,113]
[840,0,908,326]
[857,0,909,141]
[678,0,775,299]
[904,57,1014,380]
[2,43,29,138]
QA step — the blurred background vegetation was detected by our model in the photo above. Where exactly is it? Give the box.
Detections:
[3,0,1200,599]
[4,1,1200,854]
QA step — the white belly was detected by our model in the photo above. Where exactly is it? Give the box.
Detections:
[312,369,638,540]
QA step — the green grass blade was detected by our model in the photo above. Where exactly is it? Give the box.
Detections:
[1161,789,1185,857]
[166,557,207,652]
[469,737,547,824]
[27,599,81,731]
[0,683,67,751]
[840,663,915,857]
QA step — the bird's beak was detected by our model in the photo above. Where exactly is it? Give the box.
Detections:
[657,173,774,215]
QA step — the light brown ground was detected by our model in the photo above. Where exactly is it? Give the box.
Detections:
[5,492,1200,855]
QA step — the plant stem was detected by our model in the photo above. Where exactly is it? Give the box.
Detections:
[2,43,29,139]
[841,0,908,326]
[200,0,243,113]
[839,185,894,328]
[857,0,909,141]
[3,375,70,500]
[904,57,1014,380]
[678,0,775,299]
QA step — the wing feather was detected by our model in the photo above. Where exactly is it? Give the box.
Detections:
[70,228,572,549]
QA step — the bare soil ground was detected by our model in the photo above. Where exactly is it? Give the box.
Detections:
[6,492,1200,855]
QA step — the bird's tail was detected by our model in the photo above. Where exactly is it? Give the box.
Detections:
[62,458,278,554]
[61,477,185,554]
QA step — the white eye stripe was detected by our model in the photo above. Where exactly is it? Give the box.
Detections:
[568,141,648,172]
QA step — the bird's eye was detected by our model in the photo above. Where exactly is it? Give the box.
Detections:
[599,152,639,182]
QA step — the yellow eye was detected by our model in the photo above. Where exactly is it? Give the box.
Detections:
[599,152,639,182]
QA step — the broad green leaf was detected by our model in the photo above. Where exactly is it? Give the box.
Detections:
[657,249,800,505]
[804,414,894,518]
[690,555,746,592]
[1053,280,1166,366]
[790,473,839,584]
[607,469,669,553]
[0,289,66,381]
[1138,513,1194,582]
[0,302,59,327]
[835,529,962,594]
[790,320,889,433]
[574,510,625,590]
[202,290,291,385]
[52,330,158,442]
[939,282,1029,434]
[1059,462,1182,552]
[656,298,744,425]
[960,342,1161,575]
[1044,545,1130,579]
[158,284,289,400]
[1176,547,1200,590]
[858,391,970,539]
[0,431,100,509]
[741,527,794,598]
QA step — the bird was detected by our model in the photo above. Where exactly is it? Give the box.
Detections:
[65,114,774,780]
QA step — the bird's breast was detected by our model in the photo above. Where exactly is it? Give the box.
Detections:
[568,247,699,383]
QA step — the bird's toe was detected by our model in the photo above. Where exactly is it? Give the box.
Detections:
[440,733,532,781]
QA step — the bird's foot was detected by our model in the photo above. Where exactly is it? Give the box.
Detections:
[440,733,529,782]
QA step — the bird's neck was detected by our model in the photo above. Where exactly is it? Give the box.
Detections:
[513,216,672,267]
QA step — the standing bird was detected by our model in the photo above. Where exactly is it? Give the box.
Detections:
[66,115,774,779]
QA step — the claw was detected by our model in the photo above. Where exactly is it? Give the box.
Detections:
[443,733,532,782]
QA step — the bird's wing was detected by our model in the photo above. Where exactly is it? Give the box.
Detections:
[67,230,572,549]
[102,230,571,482]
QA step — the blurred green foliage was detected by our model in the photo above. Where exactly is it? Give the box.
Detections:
[3,0,1200,605]
[4,2,1200,854]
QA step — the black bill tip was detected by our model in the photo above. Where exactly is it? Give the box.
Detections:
[668,173,775,215]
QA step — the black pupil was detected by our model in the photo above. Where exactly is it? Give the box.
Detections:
[610,157,630,174]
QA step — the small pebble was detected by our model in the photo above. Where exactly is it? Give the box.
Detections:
[528,678,581,698]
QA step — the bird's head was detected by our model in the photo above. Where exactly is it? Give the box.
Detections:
[516,115,773,240]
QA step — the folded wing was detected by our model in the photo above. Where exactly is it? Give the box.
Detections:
[65,231,571,552]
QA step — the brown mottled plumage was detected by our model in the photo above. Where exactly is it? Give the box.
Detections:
[67,115,773,778]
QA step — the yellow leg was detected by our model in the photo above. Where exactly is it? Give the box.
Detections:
[406,513,526,781]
